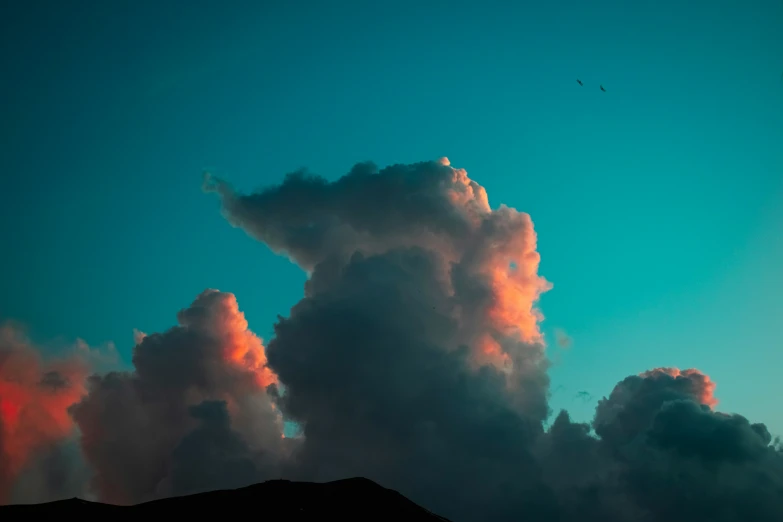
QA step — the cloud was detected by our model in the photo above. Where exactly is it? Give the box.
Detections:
[206,159,783,521]
[593,367,718,447]
[540,367,783,522]
[0,323,91,503]
[132,329,146,346]
[204,158,557,520]
[167,400,261,497]
[205,159,551,379]
[69,290,285,505]
[8,436,91,504]
[554,328,572,348]
[4,158,783,522]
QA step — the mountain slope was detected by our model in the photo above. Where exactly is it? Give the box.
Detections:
[0,477,452,521]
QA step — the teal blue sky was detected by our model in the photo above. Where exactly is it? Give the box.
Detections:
[1,0,782,434]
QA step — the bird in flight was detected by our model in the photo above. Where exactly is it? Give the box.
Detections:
[576,79,583,86]
[575,391,593,403]
[600,85,606,92]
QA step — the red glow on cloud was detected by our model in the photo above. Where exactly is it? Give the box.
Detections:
[0,325,88,502]
[0,397,20,430]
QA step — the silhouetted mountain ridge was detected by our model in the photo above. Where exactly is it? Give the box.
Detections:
[0,477,452,521]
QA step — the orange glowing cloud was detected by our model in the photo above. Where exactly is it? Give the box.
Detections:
[463,209,552,372]
[0,325,89,503]
[641,367,719,408]
[188,289,277,389]
[206,158,553,412]
[475,333,512,370]
[417,162,552,372]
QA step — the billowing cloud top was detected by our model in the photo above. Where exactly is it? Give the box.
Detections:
[69,290,285,505]
[204,159,552,372]
[2,159,782,522]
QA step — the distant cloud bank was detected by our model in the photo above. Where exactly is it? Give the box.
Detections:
[2,159,781,521]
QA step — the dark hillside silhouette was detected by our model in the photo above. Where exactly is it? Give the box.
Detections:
[0,477,451,521]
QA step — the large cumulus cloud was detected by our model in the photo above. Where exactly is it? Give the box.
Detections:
[69,289,287,504]
[204,158,557,519]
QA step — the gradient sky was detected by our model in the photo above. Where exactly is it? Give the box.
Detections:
[1,0,782,435]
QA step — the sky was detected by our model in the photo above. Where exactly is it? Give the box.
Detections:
[1,0,783,517]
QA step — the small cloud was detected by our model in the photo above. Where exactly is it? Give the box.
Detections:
[554,328,573,349]
[74,339,121,373]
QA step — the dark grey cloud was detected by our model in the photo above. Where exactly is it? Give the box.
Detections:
[168,400,261,496]
[536,367,783,522]
[267,247,546,521]
[593,367,718,448]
